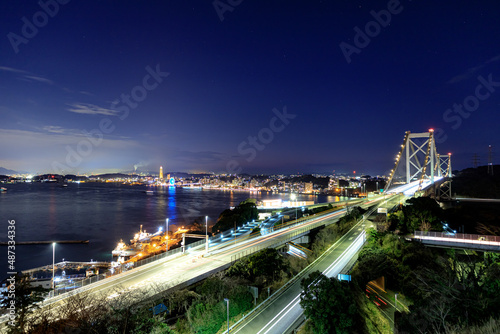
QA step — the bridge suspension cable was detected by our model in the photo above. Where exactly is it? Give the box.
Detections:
[384,129,452,196]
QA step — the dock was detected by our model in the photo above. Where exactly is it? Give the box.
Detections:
[22,260,110,276]
[0,240,89,245]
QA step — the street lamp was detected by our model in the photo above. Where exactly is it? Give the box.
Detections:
[290,194,297,220]
[166,218,169,251]
[205,216,208,253]
[52,242,56,293]
[224,298,230,333]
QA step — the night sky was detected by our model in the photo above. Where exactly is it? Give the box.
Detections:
[1,1,499,175]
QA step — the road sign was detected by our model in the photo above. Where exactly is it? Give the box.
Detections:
[150,303,168,315]
[377,208,387,214]
[337,274,351,282]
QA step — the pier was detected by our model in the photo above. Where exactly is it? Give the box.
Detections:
[0,240,89,246]
[22,260,110,276]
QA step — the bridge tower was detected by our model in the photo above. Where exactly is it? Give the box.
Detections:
[385,130,438,192]
[436,153,453,201]
[384,130,452,195]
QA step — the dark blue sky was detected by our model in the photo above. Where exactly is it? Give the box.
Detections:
[1,1,499,175]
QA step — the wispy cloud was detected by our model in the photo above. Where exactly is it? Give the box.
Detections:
[448,54,500,84]
[67,103,120,116]
[41,125,82,136]
[0,128,143,173]
[23,75,54,85]
[0,66,29,74]
[0,66,55,86]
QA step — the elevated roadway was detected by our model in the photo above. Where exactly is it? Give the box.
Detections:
[0,196,388,329]
[231,194,402,334]
[413,231,500,252]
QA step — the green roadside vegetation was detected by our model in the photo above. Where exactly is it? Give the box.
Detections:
[304,203,334,216]
[3,202,364,333]
[167,205,365,333]
[211,199,258,233]
[299,269,392,334]
[0,275,50,334]
[298,195,500,334]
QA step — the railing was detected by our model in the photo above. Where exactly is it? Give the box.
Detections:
[229,207,349,263]
[413,231,500,250]
[48,272,107,298]
[47,224,258,298]
[229,225,367,333]
[414,231,500,243]
[45,204,364,299]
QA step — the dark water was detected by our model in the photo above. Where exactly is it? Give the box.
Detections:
[0,183,339,279]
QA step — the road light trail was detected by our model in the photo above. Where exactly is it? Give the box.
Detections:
[0,195,393,330]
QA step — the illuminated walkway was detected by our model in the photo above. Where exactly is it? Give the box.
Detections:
[413,231,500,252]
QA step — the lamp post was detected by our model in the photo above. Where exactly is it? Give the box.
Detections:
[166,218,169,251]
[224,298,229,333]
[205,216,208,253]
[291,193,297,220]
[52,242,56,294]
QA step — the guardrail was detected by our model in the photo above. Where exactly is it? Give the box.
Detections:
[229,221,368,333]
[229,209,348,263]
[413,231,500,251]
[46,223,258,298]
[46,201,378,300]
[414,231,500,243]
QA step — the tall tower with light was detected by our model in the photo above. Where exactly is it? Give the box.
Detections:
[159,166,164,180]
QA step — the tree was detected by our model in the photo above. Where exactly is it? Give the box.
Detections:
[401,197,443,232]
[212,200,258,233]
[246,248,285,282]
[0,274,50,333]
[352,247,391,288]
[300,271,357,334]
[226,248,285,283]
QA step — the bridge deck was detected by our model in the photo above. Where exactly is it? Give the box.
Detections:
[413,231,500,252]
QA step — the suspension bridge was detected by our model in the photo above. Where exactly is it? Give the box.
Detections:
[384,129,452,199]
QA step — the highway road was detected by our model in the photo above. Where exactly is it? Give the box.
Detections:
[232,194,402,334]
[233,221,369,334]
[0,195,389,330]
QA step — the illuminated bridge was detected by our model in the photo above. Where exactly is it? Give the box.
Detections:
[384,129,452,198]
[0,129,451,332]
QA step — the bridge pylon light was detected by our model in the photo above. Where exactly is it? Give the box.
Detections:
[384,129,445,195]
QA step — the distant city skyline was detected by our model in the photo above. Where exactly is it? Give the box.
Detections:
[1,1,499,175]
